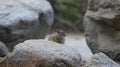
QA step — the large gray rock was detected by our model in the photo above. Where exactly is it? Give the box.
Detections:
[0,0,54,50]
[84,0,120,60]
[0,41,9,57]
[0,39,81,67]
[82,53,120,67]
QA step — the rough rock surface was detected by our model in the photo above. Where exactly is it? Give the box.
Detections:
[0,0,54,50]
[0,39,81,67]
[0,41,9,57]
[84,0,120,60]
[82,53,120,67]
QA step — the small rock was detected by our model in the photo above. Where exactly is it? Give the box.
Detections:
[0,41,9,57]
[82,53,120,67]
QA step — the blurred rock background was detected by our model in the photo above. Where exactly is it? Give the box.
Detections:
[48,0,88,32]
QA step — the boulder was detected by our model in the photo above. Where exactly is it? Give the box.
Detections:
[0,39,81,67]
[82,53,120,67]
[0,41,9,57]
[84,0,120,60]
[0,0,54,50]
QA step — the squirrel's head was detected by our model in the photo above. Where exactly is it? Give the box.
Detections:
[57,30,66,37]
